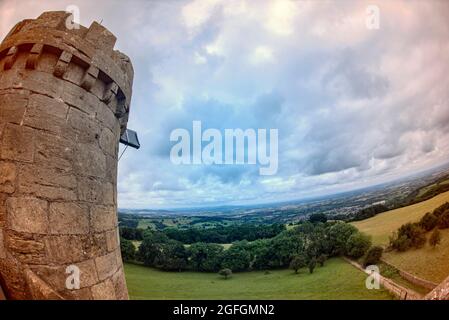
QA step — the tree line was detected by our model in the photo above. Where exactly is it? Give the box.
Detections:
[120,223,286,244]
[121,219,382,274]
[389,202,449,251]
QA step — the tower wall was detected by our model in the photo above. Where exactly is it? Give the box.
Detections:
[0,11,133,300]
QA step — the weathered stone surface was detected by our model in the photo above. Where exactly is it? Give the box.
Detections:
[82,233,107,259]
[7,233,46,265]
[34,130,75,171]
[0,161,16,193]
[23,93,68,135]
[0,124,35,163]
[49,202,89,235]
[105,229,119,252]
[91,278,116,300]
[74,143,106,178]
[18,164,77,201]
[63,81,98,116]
[0,11,133,300]
[0,92,28,124]
[24,269,63,300]
[99,128,118,157]
[111,267,129,300]
[67,107,100,145]
[77,177,114,205]
[91,205,117,233]
[6,197,48,234]
[0,229,5,259]
[95,251,119,281]
[44,235,85,264]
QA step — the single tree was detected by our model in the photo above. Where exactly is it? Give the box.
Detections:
[120,237,136,261]
[289,256,306,274]
[317,254,327,267]
[308,258,317,274]
[429,229,442,248]
[362,246,383,267]
[219,268,232,280]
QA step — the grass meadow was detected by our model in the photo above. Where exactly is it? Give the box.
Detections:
[124,258,393,300]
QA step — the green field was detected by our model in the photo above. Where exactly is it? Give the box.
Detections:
[352,190,449,245]
[124,258,393,300]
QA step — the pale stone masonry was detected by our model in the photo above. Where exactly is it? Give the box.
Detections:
[0,11,133,299]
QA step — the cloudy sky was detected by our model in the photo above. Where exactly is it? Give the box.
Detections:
[2,0,449,209]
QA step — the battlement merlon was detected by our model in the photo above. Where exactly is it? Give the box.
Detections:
[0,11,134,135]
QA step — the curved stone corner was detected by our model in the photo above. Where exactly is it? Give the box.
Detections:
[0,11,133,300]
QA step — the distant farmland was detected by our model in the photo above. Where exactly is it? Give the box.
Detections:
[353,190,449,283]
[352,191,449,245]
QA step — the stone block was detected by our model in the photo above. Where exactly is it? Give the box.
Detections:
[44,235,85,264]
[49,202,89,235]
[7,233,45,264]
[0,161,16,193]
[96,101,119,133]
[0,92,28,124]
[36,51,59,75]
[34,131,75,171]
[21,70,64,99]
[105,229,119,252]
[0,228,5,259]
[74,143,106,178]
[95,251,118,281]
[18,164,77,201]
[62,81,98,116]
[111,267,129,300]
[0,123,35,162]
[81,233,107,259]
[90,205,117,233]
[91,278,116,300]
[67,107,100,145]
[23,93,68,135]
[77,177,114,205]
[31,258,99,291]
[0,194,7,228]
[99,128,118,157]
[6,197,48,234]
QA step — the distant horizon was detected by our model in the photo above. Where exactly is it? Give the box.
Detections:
[119,160,449,211]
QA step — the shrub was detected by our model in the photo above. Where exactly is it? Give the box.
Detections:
[362,246,383,267]
[120,238,136,261]
[317,254,327,267]
[308,258,317,274]
[438,210,449,229]
[289,256,306,274]
[219,268,232,280]
[419,212,439,231]
[429,229,442,248]
[309,213,327,224]
[345,233,372,259]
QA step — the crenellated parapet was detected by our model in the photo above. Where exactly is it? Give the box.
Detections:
[0,11,133,135]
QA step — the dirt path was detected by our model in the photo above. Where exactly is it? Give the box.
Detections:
[343,258,422,300]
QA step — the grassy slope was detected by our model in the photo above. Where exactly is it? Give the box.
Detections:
[352,190,449,245]
[124,258,393,300]
[382,229,449,283]
[352,190,449,283]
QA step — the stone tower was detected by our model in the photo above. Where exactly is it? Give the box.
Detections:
[0,11,133,299]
